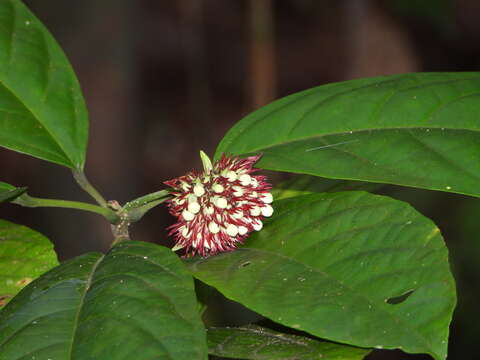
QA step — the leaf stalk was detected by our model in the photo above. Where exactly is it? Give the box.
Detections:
[13,194,120,224]
[72,169,108,207]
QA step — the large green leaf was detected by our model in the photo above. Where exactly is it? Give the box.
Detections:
[0,241,208,359]
[215,72,480,198]
[0,219,58,307]
[0,0,88,168]
[0,182,26,203]
[188,192,456,360]
[207,325,370,360]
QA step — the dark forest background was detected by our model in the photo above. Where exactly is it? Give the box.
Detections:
[1,1,480,359]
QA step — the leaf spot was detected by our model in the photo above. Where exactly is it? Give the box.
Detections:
[386,289,415,305]
[16,277,33,287]
[0,294,12,306]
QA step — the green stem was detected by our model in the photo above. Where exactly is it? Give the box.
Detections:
[123,190,171,211]
[127,198,170,223]
[13,194,120,224]
[111,219,130,245]
[123,190,172,223]
[72,169,108,207]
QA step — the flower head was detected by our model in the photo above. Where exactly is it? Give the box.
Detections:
[164,151,273,257]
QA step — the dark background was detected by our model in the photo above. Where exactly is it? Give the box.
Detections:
[1,1,479,359]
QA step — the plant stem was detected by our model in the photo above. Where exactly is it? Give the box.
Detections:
[72,169,108,207]
[123,190,171,211]
[13,194,120,224]
[111,215,130,245]
[123,189,171,223]
[127,198,170,223]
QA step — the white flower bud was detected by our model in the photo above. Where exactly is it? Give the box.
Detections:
[253,220,263,231]
[239,174,251,186]
[208,222,220,234]
[215,197,228,209]
[226,224,239,237]
[261,204,273,217]
[212,183,224,193]
[181,226,190,238]
[260,193,273,204]
[182,209,195,221]
[226,170,238,182]
[188,202,201,214]
[193,183,205,197]
[233,186,244,197]
[250,206,261,216]
[204,206,214,215]
[238,226,248,235]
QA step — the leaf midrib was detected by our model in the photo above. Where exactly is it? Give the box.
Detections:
[231,126,480,157]
[0,2,75,167]
[67,254,104,358]
[0,79,72,166]
[217,74,480,157]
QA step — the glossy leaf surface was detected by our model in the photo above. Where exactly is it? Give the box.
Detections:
[0,241,207,359]
[0,219,58,307]
[207,325,370,360]
[0,182,26,203]
[216,73,480,197]
[188,192,456,360]
[0,0,88,168]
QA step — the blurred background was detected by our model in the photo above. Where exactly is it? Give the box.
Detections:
[1,0,479,359]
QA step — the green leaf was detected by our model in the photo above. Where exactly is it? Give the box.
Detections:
[0,219,58,308]
[0,182,26,203]
[0,241,208,359]
[215,72,480,198]
[0,0,88,168]
[207,325,370,360]
[187,192,456,360]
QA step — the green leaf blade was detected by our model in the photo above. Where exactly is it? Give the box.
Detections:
[0,219,58,308]
[0,0,88,168]
[215,72,480,197]
[0,241,208,359]
[187,192,456,360]
[207,325,370,360]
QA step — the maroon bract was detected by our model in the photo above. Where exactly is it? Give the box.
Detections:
[164,151,274,257]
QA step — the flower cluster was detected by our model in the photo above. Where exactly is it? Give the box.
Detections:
[164,151,273,257]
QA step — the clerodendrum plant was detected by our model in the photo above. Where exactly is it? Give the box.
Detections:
[0,1,471,359]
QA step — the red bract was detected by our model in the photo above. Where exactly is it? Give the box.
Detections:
[164,151,273,257]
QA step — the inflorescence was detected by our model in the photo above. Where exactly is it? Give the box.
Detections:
[164,151,273,257]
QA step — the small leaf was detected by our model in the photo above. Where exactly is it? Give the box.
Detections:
[187,192,456,360]
[0,0,88,168]
[215,72,480,198]
[0,182,27,203]
[0,219,58,307]
[207,325,370,360]
[0,241,208,359]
